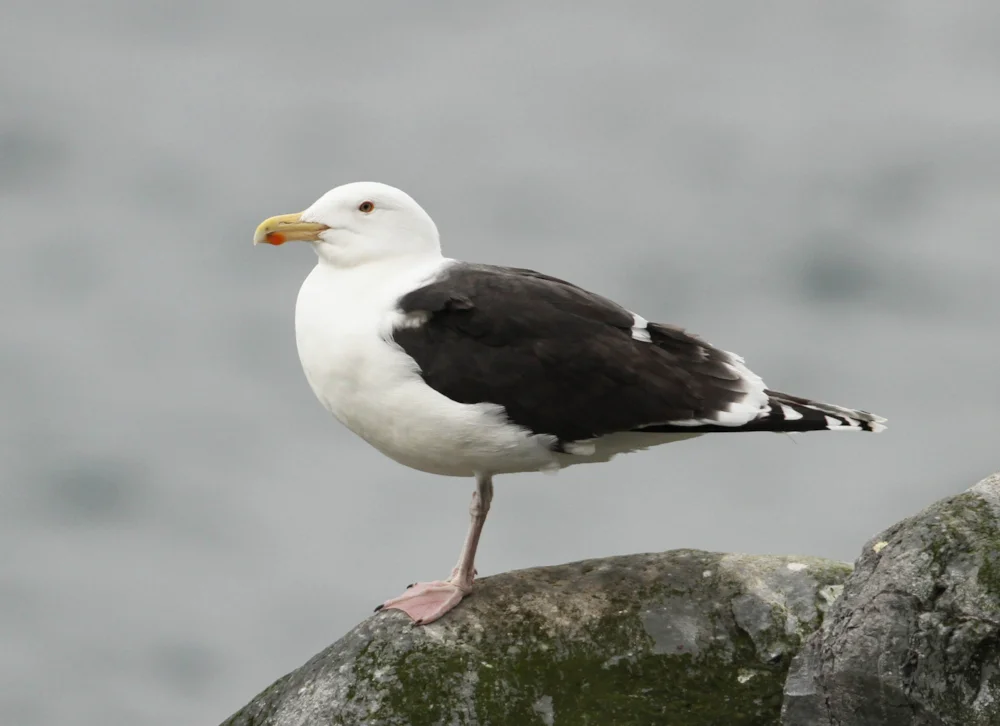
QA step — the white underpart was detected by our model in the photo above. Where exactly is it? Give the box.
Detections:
[296,257,705,477]
[296,255,572,478]
[630,312,652,343]
[555,431,703,466]
[662,351,770,427]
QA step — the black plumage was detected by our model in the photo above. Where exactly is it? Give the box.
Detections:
[392,263,881,446]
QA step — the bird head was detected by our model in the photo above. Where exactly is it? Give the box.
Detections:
[254,182,441,267]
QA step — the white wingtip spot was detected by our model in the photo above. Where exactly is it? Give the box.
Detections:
[824,415,843,428]
[630,312,652,343]
[780,405,803,421]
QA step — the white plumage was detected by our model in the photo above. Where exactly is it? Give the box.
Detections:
[254,180,885,625]
[294,256,563,477]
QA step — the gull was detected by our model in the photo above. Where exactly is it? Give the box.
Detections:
[254,181,885,624]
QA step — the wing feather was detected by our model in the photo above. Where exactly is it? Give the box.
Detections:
[392,263,763,442]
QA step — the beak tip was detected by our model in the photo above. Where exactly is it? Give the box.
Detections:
[253,212,322,247]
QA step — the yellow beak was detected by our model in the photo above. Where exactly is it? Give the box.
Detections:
[253,212,329,246]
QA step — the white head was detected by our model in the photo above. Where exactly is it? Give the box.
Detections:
[254,182,441,267]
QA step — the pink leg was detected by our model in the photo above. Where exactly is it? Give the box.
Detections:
[375,473,494,625]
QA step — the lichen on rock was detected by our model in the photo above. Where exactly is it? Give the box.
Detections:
[223,550,850,726]
[781,473,1000,726]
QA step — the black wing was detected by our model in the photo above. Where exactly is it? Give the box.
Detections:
[392,263,756,443]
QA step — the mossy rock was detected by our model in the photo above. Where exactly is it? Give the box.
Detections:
[223,549,850,726]
[782,473,1000,726]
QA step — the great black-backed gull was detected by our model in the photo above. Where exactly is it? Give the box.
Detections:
[254,181,886,624]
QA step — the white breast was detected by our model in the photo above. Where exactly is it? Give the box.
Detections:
[293,259,559,477]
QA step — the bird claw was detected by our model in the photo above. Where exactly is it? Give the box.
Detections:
[375,580,471,625]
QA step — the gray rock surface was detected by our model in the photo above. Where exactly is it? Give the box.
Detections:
[222,550,850,726]
[782,473,1000,726]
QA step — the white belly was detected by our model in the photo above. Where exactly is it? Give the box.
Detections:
[293,261,560,477]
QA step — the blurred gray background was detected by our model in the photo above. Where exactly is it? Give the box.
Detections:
[2,1,999,724]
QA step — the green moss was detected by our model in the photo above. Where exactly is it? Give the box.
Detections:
[977,555,1000,599]
[922,492,1000,603]
[909,491,1000,725]
[219,671,295,726]
[965,499,1000,601]
[348,591,797,725]
[221,553,856,726]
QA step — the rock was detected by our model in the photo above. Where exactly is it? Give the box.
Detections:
[782,473,1000,726]
[222,550,850,726]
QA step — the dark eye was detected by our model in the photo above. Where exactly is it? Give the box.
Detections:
[358,201,375,213]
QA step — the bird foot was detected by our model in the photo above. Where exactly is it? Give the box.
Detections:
[375,579,472,625]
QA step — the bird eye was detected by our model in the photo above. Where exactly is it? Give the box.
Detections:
[358,201,375,213]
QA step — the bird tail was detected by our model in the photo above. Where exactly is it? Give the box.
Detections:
[761,389,886,433]
[635,389,886,434]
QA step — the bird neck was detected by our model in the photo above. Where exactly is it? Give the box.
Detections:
[314,250,449,292]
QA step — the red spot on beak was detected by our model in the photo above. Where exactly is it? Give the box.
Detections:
[266,232,287,246]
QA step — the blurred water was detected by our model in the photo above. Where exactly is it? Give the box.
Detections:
[2,1,999,724]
